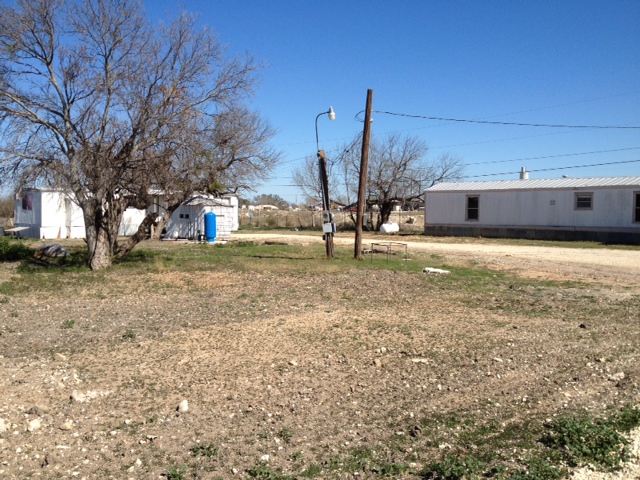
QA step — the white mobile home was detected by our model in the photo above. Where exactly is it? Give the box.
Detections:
[424,176,640,244]
[13,188,150,239]
[14,188,86,239]
[164,195,235,241]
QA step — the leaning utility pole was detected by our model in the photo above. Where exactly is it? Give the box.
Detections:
[318,149,334,258]
[354,89,373,259]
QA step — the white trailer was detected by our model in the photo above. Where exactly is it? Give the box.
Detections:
[424,176,640,244]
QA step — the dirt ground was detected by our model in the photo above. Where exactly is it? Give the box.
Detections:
[0,233,639,479]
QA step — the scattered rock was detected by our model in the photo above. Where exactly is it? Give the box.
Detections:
[59,420,74,431]
[27,418,42,432]
[70,390,109,403]
[579,323,587,329]
[27,405,49,416]
[0,418,7,433]
[260,454,270,462]
[177,400,189,413]
[608,372,625,382]
[70,391,87,403]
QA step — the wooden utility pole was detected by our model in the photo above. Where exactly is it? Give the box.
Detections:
[354,89,373,259]
[318,149,334,258]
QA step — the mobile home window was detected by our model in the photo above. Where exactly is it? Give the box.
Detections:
[635,192,640,223]
[21,193,33,211]
[575,193,593,210]
[466,195,479,220]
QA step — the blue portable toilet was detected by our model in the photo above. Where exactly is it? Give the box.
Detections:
[204,212,217,242]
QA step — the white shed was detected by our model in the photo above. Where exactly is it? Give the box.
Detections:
[164,195,235,241]
[424,176,640,244]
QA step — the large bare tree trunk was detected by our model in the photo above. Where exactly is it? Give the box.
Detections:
[89,227,114,270]
[83,197,124,270]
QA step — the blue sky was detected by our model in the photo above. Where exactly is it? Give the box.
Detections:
[147,0,640,203]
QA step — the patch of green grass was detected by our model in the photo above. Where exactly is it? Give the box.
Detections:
[121,330,136,341]
[417,405,639,479]
[323,446,411,478]
[164,464,187,479]
[146,414,159,424]
[190,441,219,458]
[246,462,292,480]
[541,414,632,470]
[509,457,565,480]
[62,319,75,329]
[299,463,321,478]
[0,237,34,261]
[278,427,293,444]
[607,404,640,432]
[425,453,485,480]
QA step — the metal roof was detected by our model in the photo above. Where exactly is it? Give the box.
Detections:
[426,176,640,192]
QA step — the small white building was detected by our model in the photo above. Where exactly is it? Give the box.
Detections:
[424,176,640,244]
[164,194,235,241]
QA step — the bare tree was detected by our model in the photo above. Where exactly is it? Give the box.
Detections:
[292,135,360,208]
[299,133,464,230]
[0,0,279,269]
[292,155,323,204]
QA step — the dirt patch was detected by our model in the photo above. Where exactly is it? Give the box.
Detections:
[0,234,639,479]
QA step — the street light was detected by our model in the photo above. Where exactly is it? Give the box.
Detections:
[315,106,336,258]
[315,106,335,151]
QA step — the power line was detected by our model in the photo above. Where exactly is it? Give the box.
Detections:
[465,146,640,166]
[371,110,640,129]
[463,91,640,120]
[465,159,640,179]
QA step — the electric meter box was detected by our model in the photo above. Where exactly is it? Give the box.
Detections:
[323,223,336,234]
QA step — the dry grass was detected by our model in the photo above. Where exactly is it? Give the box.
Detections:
[0,237,638,479]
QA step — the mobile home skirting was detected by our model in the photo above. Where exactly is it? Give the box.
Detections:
[424,224,640,245]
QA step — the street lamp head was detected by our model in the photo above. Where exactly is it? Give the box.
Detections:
[316,106,336,152]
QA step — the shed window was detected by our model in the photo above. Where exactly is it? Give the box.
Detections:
[575,193,593,210]
[634,192,640,223]
[466,195,479,221]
